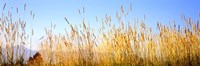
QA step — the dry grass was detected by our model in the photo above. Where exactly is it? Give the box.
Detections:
[39,6,200,66]
[0,2,200,66]
[0,3,35,66]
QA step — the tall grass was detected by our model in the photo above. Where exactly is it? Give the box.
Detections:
[0,14,27,65]
[39,6,200,66]
[0,3,35,66]
[0,2,200,66]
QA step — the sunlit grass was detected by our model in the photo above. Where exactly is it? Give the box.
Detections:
[0,2,200,66]
[39,6,200,65]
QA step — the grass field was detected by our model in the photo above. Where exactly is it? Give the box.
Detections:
[0,2,200,66]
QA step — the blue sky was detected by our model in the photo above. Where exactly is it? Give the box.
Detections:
[1,0,200,50]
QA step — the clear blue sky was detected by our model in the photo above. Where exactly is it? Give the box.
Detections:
[1,0,200,50]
